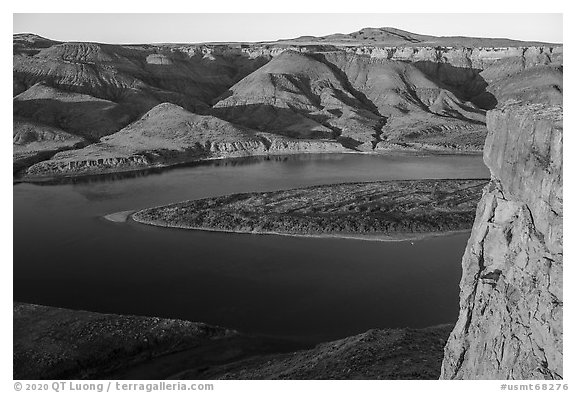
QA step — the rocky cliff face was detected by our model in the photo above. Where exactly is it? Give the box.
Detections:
[441,102,563,379]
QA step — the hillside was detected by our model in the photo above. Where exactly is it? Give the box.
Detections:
[270,27,558,47]
[24,103,344,178]
[180,325,454,380]
[13,118,87,172]
[14,302,452,380]
[213,50,485,150]
[13,302,296,380]
[13,28,562,179]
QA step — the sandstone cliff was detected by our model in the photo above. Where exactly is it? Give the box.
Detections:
[441,102,563,379]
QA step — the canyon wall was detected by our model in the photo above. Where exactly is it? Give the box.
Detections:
[441,102,563,379]
[13,32,563,180]
[176,44,562,101]
[175,43,562,70]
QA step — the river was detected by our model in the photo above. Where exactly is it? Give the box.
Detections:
[13,153,489,344]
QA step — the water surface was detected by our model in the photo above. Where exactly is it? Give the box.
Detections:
[14,153,489,343]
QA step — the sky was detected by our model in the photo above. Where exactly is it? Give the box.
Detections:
[13,13,563,45]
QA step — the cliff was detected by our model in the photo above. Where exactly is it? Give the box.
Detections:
[441,102,563,379]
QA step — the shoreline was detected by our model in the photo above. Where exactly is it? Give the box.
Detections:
[110,178,485,243]
[14,147,483,184]
[16,148,356,184]
[103,210,135,223]
[130,213,473,242]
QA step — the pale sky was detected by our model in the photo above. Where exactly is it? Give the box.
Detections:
[13,14,563,45]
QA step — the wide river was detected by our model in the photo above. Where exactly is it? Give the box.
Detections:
[14,153,489,344]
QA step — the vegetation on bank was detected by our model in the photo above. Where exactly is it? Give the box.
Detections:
[132,179,488,238]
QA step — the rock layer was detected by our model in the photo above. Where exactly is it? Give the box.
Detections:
[22,103,345,178]
[441,102,563,379]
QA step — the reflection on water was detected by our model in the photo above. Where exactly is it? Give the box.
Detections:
[16,153,354,186]
[13,153,489,344]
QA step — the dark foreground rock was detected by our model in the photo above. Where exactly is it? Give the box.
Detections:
[14,303,452,380]
[178,325,453,380]
[132,179,487,240]
[13,303,298,380]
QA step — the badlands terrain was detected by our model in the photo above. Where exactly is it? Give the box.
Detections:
[13,27,562,179]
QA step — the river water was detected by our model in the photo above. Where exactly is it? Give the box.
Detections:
[13,153,489,343]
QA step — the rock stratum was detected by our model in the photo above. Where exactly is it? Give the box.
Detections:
[441,102,563,378]
[13,28,562,179]
[131,179,487,240]
[23,102,344,178]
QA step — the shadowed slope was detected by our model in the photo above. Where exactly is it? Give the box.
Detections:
[13,118,87,172]
[14,302,300,380]
[482,65,563,108]
[23,103,345,178]
[14,302,452,380]
[13,38,271,174]
[14,83,134,140]
[14,39,269,110]
[214,50,486,150]
[178,325,454,380]
[213,51,381,146]
[12,31,562,177]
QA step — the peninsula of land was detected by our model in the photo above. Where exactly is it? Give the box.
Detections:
[131,179,488,240]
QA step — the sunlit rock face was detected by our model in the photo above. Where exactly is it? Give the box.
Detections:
[441,102,563,380]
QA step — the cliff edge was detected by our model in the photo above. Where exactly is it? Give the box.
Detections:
[441,102,563,379]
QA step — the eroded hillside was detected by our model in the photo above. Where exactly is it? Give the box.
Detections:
[13,28,563,179]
